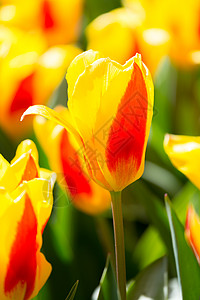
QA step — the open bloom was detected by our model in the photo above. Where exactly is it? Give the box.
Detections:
[185,205,200,263]
[86,7,170,74]
[33,106,111,214]
[164,134,200,189]
[0,27,82,139]
[22,50,154,192]
[0,139,56,299]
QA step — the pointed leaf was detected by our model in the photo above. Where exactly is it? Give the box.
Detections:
[65,281,79,300]
[165,195,200,300]
[94,255,121,300]
[127,256,168,300]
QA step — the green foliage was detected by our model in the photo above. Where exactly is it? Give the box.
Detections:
[127,257,168,300]
[65,281,79,300]
[165,196,200,300]
[93,255,121,300]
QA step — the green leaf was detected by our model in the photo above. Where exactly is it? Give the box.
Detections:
[0,126,15,161]
[127,256,168,300]
[94,255,121,300]
[65,281,79,300]
[165,195,200,300]
[49,183,74,263]
[130,182,175,273]
[134,226,166,269]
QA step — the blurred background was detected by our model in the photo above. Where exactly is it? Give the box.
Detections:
[0,0,200,299]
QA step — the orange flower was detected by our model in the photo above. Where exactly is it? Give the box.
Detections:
[0,0,84,46]
[0,139,56,299]
[86,7,170,74]
[185,205,200,263]
[33,106,111,214]
[22,50,154,192]
[0,27,82,139]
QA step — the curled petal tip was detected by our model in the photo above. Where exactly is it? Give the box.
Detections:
[20,107,33,122]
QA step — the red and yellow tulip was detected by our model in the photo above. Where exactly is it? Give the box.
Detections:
[0,139,56,299]
[164,134,200,190]
[22,49,154,192]
[33,106,111,214]
[0,0,84,46]
[185,205,200,264]
[86,8,170,74]
[0,27,82,140]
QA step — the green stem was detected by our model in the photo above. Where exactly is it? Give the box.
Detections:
[110,191,126,300]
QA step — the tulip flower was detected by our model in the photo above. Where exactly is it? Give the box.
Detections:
[0,27,82,139]
[33,107,111,215]
[185,205,200,263]
[0,139,56,299]
[164,134,200,190]
[0,0,84,46]
[22,50,154,192]
[86,8,170,74]
[124,0,200,67]
[22,49,154,300]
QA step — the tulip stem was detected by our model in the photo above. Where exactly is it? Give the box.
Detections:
[110,191,126,300]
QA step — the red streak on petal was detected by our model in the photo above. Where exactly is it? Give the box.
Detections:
[42,0,55,30]
[60,130,92,196]
[185,207,200,263]
[4,195,38,300]
[20,154,39,183]
[9,74,34,115]
[106,63,148,173]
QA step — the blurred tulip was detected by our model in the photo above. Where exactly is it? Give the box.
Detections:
[86,8,170,74]
[185,205,200,263]
[0,0,84,46]
[33,106,111,214]
[124,0,200,67]
[22,50,154,192]
[0,27,82,140]
[164,134,200,190]
[86,8,143,65]
[0,139,56,299]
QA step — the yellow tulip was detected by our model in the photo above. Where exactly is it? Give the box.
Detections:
[86,8,143,65]
[86,8,170,74]
[185,205,200,264]
[0,0,84,46]
[124,0,200,67]
[164,134,200,190]
[0,27,82,139]
[22,49,154,192]
[33,106,111,214]
[0,139,56,299]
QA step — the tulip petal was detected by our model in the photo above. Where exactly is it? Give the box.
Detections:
[185,205,200,263]
[67,55,132,143]
[33,110,111,214]
[21,105,81,142]
[9,74,34,115]
[31,253,52,299]
[4,194,38,300]
[104,61,150,189]
[60,129,92,196]
[23,178,54,231]
[164,134,200,190]
[66,50,103,100]
[11,139,39,165]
